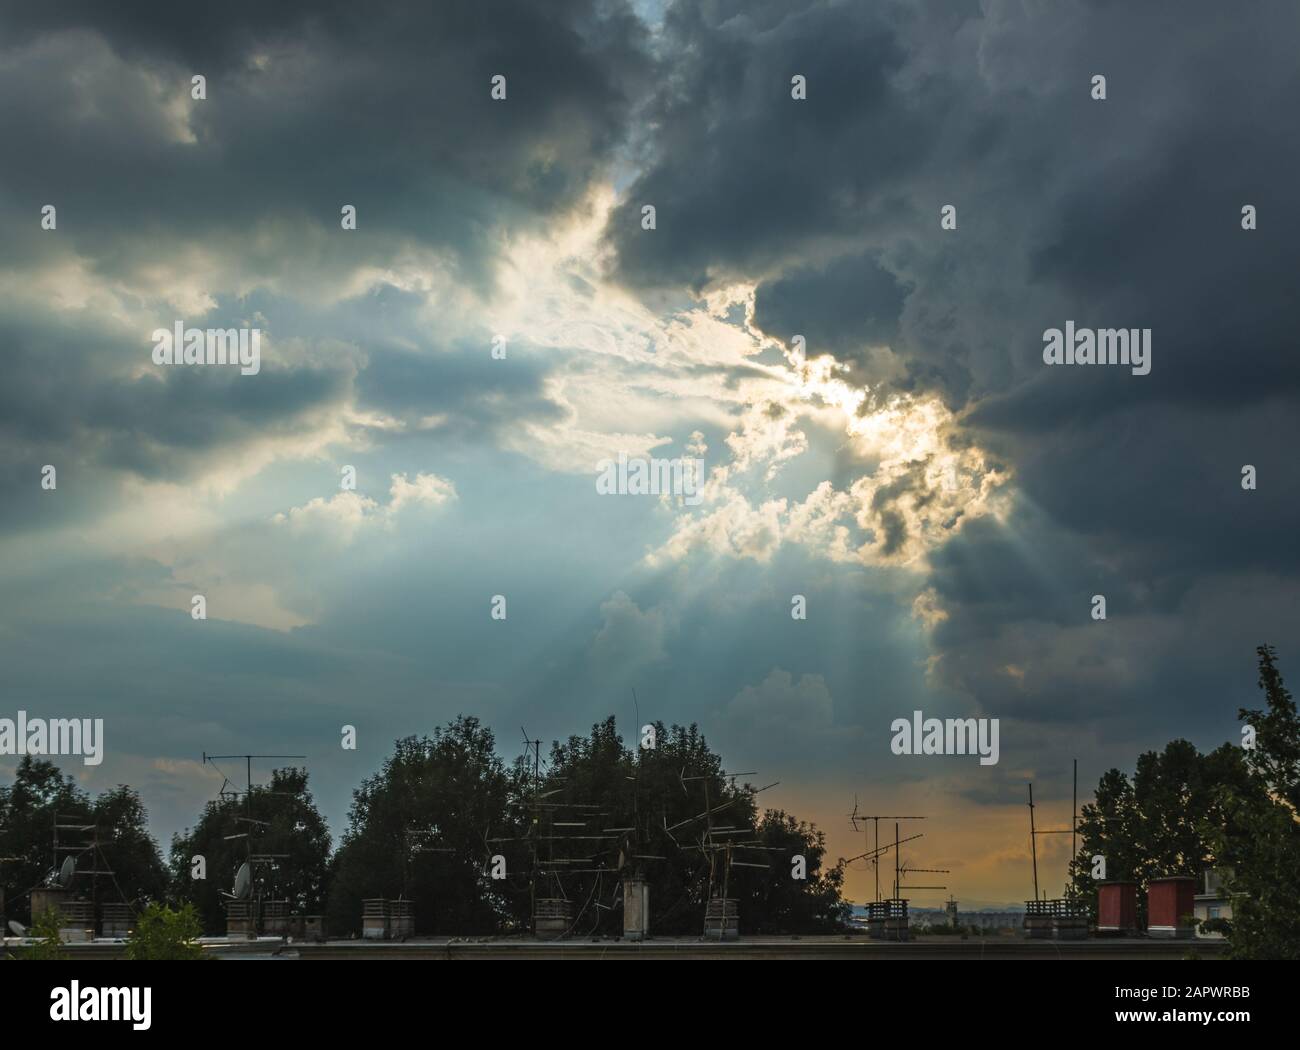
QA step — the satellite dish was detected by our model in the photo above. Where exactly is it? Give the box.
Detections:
[58,854,76,888]
[233,861,252,900]
[8,920,26,936]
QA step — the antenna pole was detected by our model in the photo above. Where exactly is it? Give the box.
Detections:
[1028,782,1039,902]
[1071,759,1078,897]
[873,817,879,903]
[521,727,543,917]
[852,811,926,902]
[202,751,306,902]
[893,822,900,900]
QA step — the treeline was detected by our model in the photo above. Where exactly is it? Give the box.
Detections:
[1069,645,1300,959]
[6,648,1297,954]
[1,717,848,937]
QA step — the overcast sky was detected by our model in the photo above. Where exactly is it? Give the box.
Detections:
[2,0,1297,908]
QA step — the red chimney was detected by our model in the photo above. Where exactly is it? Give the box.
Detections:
[1147,877,1197,939]
[1096,881,1138,934]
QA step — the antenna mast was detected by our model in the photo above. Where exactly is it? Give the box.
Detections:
[202,751,306,904]
[846,800,925,902]
[1027,762,1082,901]
[1027,782,1039,902]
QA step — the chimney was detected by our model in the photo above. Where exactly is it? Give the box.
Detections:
[622,877,649,941]
[1146,877,1197,939]
[1096,881,1138,935]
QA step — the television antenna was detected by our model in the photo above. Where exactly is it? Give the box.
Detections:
[202,751,306,913]
[0,812,131,930]
[53,812,130,913]
[1026,760,1079,901]
[503,727,624,935]
[0,823,20,936]
[896,860,950,894]
[671,766,781,933]
[847,798,925,902]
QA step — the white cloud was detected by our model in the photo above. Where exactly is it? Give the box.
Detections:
[589,590,675,670]
[272,471,458,543]
[649,389,1010,571]
[272,490,381,545]
[725,668,862,745]
[388,472,458,513]
[479,191,1010,576]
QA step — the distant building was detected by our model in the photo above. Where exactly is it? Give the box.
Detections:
[864,905,1025,934]
[909,907,1023,932]
[1193,868,1233,939]
[963,911,1027,932]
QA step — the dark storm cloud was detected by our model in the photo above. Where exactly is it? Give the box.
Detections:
[93,366,347,469]
[0,0,653,280]
[0,1,334,67]
[2,0,1299,854]
[601,0,1038,402]
[967,396,1300,579]
[926,510,1128,647]
[606,0,917,293]
[605,0,1300,403]
[0,300,351,536]
[751,251,909,356]
[0,1,655,535]
[355,343,565,441]
[599,0,1300,760]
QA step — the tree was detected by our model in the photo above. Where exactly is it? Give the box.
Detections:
[170,767,332,934]
[1071,645,1300,958]
[1069,766,1140,915]
[326,714,846,937]
[19,908,65,960]
[0,757,88,926]
[1239,645,1300,810]
[124,902,206,960]
[91,786,168,906]
[516,717,845,936]
[327,716,517,935]
[737,809,849,933]
[1204,645,1300,958]
[1069,739,1257,925]
[0,758,167,926]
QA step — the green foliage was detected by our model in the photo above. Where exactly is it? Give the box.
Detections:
[1073,646,1300,958]
[326,714,848,937]
[0,757,167,926]
[21,908,66,960]
[525,717,740,937]
[736,809,849,933]
[1070,739,1259,924]
[6,716,849,941]
[170,767,332,934]
[124,902,205,960]
[513,717,846,936]
[327,716,517,935]
[1199,916,1232,937]
[1240,645,1300,812]
[93,785,171,907]
[1203,645,1300,959]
